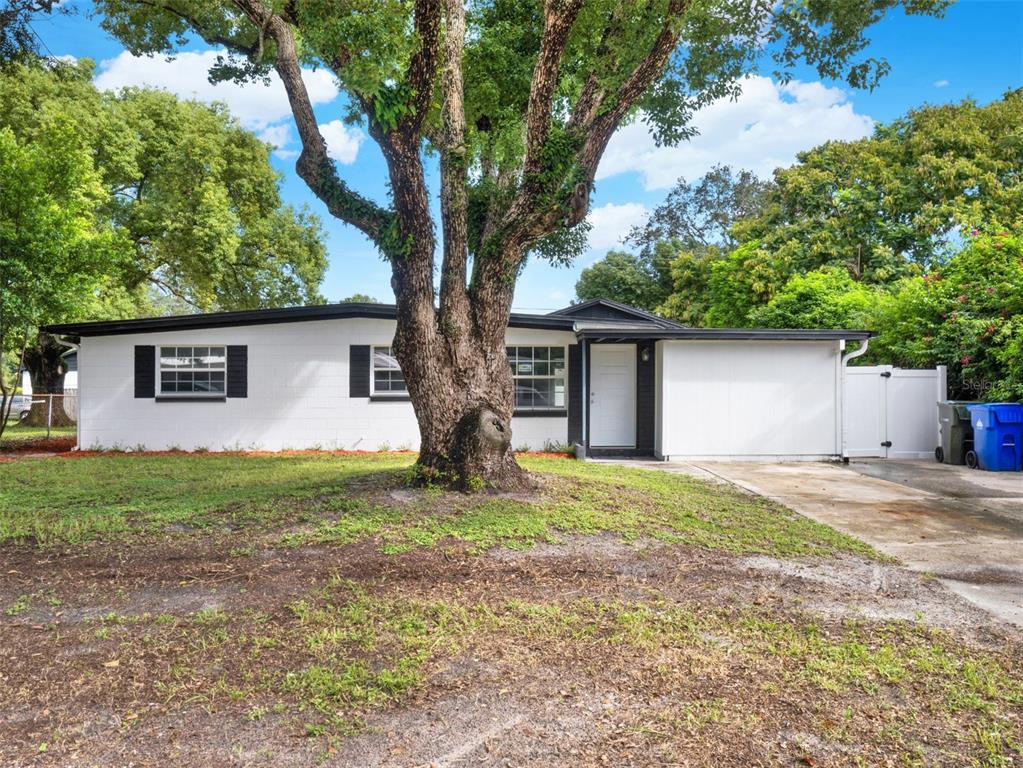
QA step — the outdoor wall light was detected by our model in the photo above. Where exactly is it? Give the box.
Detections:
[641,347,651,362]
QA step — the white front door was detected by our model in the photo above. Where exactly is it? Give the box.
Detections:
[590,344,636,447]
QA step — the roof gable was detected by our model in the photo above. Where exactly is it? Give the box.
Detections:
[548,299,683,329]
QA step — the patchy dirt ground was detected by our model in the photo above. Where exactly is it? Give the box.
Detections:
[2,525,1020,767]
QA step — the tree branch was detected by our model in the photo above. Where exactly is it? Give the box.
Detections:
[405,0,443,132]
[437,0,470,338]
[521,0,585,180]
[225,0,395,251]
[515,0,691,245]
[129,0,260,56]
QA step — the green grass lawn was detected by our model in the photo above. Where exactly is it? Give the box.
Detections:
[0,452,877,559]
[2,452,1020,766]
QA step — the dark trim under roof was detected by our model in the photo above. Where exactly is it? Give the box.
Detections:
[42,299,874,342]
[42,303,577,337]
[577,328,875,342]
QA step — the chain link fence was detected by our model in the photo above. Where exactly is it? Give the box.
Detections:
[22,391,78,432]
[2,391,77,448]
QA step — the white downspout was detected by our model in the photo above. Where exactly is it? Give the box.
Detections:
[839,337,870,460]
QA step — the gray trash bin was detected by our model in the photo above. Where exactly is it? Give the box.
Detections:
[936,401,977,465]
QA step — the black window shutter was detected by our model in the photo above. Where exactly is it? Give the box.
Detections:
[350,345,370,397]
[134,345,155,398]
[226,345,248,398]
[636,344,655,453]
[567,344,582,444]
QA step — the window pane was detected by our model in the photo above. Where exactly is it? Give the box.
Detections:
[373,347,399,370]
[207,348,226,368]
[514,381,532,408]
[550,347,565,362]
[534,361,549,376]
[535,378,555,407]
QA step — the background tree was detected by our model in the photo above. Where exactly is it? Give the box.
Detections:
[0,122,121,436]
[1,59,329,390]
[748,267,880,330]
[734,90,1023,282]
[0,60,328,313]
[628,164,773,254]
[576,165,771,313]
[574,247,674,311]
[339,293,381,304]
[94,0,948,487]
[652,91,1023,329]
[868,231,1023,400]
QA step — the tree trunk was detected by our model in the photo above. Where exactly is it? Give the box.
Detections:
[22,334,65,394]
[406,359,528,491]
[392,253,532,492]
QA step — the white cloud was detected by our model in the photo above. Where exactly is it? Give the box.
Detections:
[318,119,365,165]
[597,75,875,189]
[258,124,292,148]
[95,50,338,129]
[94,50,351,161]
[934,79,950,88]
[586,202,649,252]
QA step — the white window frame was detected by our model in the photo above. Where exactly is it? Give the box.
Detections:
[371,345,408,397]
[157,345,227,398]
[507,345,568,412]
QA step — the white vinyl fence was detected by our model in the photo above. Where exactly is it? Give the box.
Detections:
[843,365,947,459]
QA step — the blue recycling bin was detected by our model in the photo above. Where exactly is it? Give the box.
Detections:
[967,403,1023,471]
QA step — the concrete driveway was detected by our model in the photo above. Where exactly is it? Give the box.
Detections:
[673,460,1023,626]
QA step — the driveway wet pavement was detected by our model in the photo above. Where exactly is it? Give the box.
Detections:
[617,459,1023,628]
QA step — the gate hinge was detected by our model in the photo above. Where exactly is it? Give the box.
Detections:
[881,441,892,447]
[880,371,892,378]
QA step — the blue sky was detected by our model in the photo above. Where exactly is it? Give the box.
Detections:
[34,0,1023,312]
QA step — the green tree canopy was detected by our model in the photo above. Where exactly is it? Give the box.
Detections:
[869,231,1023,400]
[339,293,381,304]
[577,165,772,312]
[575,246,675,311]
[0,120,123,431]
[749,267,880,330]
[627,165,773,255]
[0,59,328,313]
[735,90,1023,283]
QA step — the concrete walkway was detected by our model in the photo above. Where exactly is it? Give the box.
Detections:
[619,459,1023,627]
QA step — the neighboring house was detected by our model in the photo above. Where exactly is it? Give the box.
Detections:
[60,348,78,392]
[43,298,876,459]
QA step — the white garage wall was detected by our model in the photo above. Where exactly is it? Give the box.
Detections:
[78,319,573,452]
[657,340,842,460]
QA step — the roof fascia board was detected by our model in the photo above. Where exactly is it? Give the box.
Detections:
[576,328,875,341]
[43,305,576,337]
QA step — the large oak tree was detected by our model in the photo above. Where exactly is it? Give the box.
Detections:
[93,0,948,488]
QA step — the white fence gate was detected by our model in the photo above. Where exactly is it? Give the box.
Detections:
[843,365,947,459]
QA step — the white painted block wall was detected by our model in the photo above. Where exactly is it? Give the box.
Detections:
[656,340,842,459]
[77,319,573,452]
